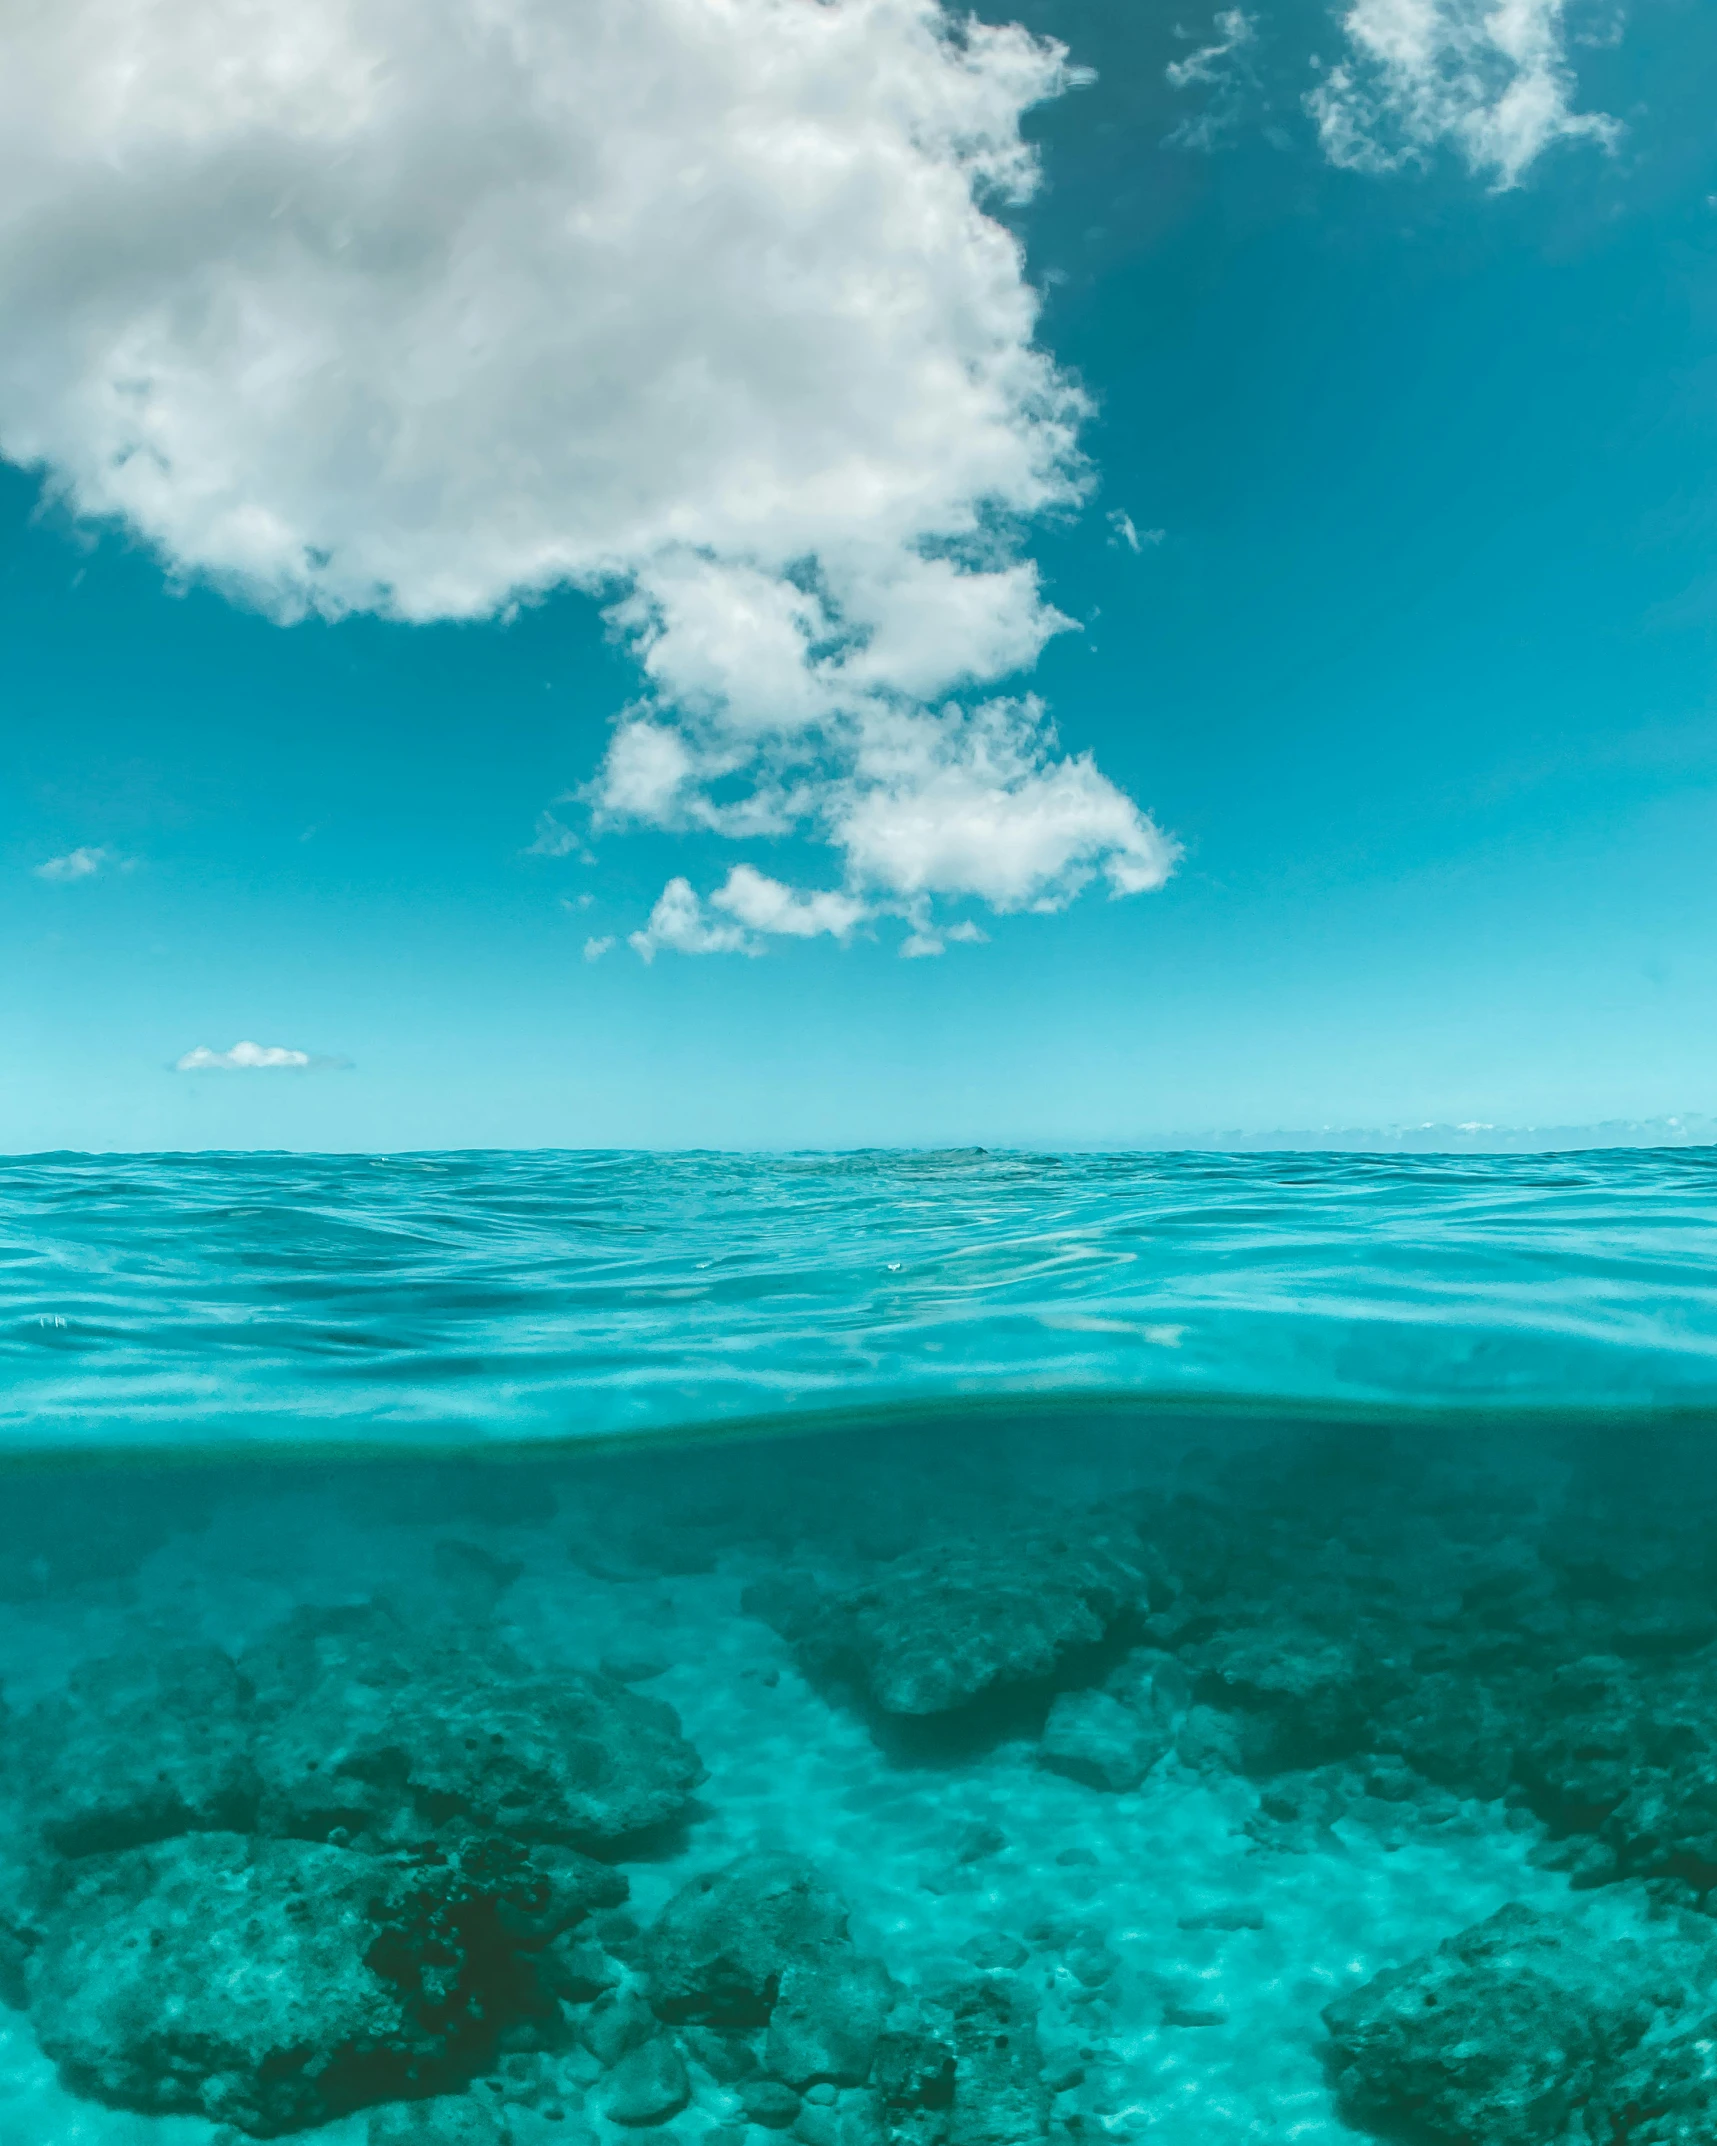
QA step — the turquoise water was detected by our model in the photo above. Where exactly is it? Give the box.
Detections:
[7,1147,1717,1452]
[7,1149,1717,2146]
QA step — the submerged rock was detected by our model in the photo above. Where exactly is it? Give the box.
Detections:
[1323,1902,1717,2146]
[1601,2027,1717,2143]
[1182,1619,1399,1775]
[597,2035,691,2127]
[16,1643,259,1856]
[1513,1652,1717,1892]
[1239,1760,1463,1856]
[761,1531,1143,1719]
[766,1951,898,2088]
[246,1604,705,1849]
[1372,1668,1525,1802]
[1038,1689,1167,1792]
[579,1986,658,2066]
[29,1831,531,2135]
[493,1843,629,1946]
[740,2075,803,2128]
[368,2097,509,2143]
[0,1835,57,2009]
[643,1852,850,2024]
[870,2000,957,2125]
[543,1933,622,2003]
[945,1976,1049,2146]
[0,1923,25,2012]
[681,2023,761,2083]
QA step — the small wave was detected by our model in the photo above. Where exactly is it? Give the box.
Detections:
[3,1147,1717,1455]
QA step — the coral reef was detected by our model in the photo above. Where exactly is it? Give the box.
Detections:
[752,1531,1147,1719]
[3,1592,706,2136]
[30,1833,506,2134]
[14,1643,259,1855]
[1324,1902,1717,2144]
[246,1604,705,1849]
[642,1853,851,2024]
[17,1420,1717,2144]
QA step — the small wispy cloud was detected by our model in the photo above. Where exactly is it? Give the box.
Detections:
[525,811,585,859]
[1571,4,1626,49]
[902,915,989,958]
[33,845,126,882]
[583,935,615,962]
[1165,8,1261,150]
[1107,511,1166,554]
[173,1040,351,1073]
[1307,0,1619,189]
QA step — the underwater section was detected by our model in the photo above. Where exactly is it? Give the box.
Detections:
[7,1397,1717,2144]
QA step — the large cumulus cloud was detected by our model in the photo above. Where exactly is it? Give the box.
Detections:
[0,0,1178,952]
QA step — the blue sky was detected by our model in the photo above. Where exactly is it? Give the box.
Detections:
[4,0,1716,1151]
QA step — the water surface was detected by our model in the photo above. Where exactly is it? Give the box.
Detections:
[6,1147,1717,1453]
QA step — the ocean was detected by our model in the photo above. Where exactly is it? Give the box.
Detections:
[4,1148,1717,2145]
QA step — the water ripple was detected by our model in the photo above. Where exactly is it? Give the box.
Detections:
[4,1147,1717,1452]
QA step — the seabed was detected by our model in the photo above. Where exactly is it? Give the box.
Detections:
[3,1399,1716,2145]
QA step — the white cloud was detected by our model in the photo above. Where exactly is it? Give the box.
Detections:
[1165,9,1260,150]
[0,0,1176,954]
[525,812,581,859]
[616,696,1178,959]
[1107,510,1165,553]
[593,721,704,828]
[713,864,869,941]
[1308,0,1619,187]
[628,879,757,964]
[583,935,614,961]
[900,913,988,958]
[174,1040,318,1071]
[1167,6,1259,89]
[1571,6,1625,49]
[34,845,117,881]
[0,0,1084,639]
[832,698,1179,913]
[628,865,868,961]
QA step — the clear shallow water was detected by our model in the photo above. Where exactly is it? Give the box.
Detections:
[5,1396,1717,2146]
[7,1146,1717,1453]
[8,1151,1717,2144]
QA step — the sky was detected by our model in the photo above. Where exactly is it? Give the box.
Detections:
[4,0,1717,1152]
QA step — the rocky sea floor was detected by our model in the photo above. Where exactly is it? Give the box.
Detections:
[5,1404,1717,2146]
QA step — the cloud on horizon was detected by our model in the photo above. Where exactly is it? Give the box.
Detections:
[173,1042,351,1072]
[0,0,1177,958]
[33,846,123,882]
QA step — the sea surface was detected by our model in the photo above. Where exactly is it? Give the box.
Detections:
[5,1148,1717,2146]
[7,1146,1717,1453]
